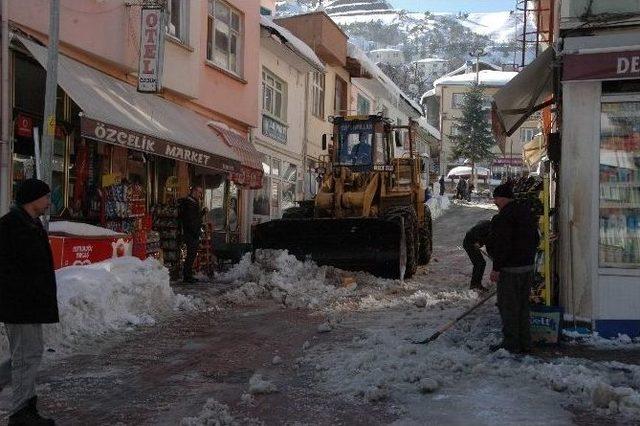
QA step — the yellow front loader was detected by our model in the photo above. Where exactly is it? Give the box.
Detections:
[253,115,432,279]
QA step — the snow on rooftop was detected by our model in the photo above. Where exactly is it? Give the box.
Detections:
[370,48,402,53]
[413,58,447,63]
[434,70,517,87]
[420,88,436,105]
[260,15,325,71]
[416,116,441,140]
[347,41,422,114]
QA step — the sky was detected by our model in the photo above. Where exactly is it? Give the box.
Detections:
[388,0,516,13]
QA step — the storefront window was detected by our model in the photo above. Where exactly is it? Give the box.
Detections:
[599,101,640,268]
[253,177,270,217]
[205,180,226,232]
[271,158,281,177]
[227,182,239,239]
[271,179,280,218]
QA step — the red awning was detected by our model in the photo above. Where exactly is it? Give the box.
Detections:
[209,125,264,189]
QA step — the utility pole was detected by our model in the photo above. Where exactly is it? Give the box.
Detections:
[470,48,486,85]
[41,0,60,230]
[1,0,11,215]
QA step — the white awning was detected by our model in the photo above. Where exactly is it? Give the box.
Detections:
[492,47,555,150]
[16,35,242,173]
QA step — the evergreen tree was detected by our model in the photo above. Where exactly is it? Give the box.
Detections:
[448,83,496,183]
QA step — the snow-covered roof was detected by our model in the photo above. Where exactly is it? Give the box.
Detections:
[442,61,502,79]
[434,70,518,87]
[416,117,441,140]
[260,15,324,71]
[347,41,422,115]
[413,58,447,64]
[420,89,436,105]
[370,48,402,53]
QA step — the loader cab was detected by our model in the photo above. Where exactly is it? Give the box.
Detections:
[333,115,389,172]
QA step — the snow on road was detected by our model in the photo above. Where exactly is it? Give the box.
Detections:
[215,202,640,424]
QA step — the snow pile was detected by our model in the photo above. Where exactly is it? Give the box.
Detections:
[218,250,367,310]
[180,398,262,426]
[49,220,123,236]
[0,257,201,355]
[426,195,450,221]
[248,373,278,394]
[563,331,640,349]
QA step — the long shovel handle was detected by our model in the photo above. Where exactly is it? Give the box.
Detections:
[414,289,497,344]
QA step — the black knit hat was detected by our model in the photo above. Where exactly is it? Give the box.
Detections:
[493,183,514,199]
[16,178,51,206]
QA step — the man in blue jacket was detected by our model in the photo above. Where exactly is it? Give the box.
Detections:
[0,178,57,425]
[488,183,539,354]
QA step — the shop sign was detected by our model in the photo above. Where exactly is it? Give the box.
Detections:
[15,114,66,139]
[16,114,33,137]
[262,115,287,143]
[564,50,640,81]
[137,7,164,93]
[81,117,239,173]
[492,156,523,166]
[231,166,263,189]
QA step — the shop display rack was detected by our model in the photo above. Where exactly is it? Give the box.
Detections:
[152,203,181,278]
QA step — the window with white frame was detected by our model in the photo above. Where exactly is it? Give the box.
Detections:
[520,127,536,142]
[167,0,189,43]
[207,0,242,75]
[357,94,370,115]
[311,72,325,119]
[262,69,286,120]
[451,92,465,109]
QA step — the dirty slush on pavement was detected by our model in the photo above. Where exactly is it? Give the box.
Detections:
[1,202,637,425]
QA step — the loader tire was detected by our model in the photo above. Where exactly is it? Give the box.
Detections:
[384,206,418,279]
[418,205,433,265]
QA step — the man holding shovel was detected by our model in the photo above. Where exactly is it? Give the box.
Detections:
[488,184,539,354]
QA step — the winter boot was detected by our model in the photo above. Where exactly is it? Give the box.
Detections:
[8,396,55,426]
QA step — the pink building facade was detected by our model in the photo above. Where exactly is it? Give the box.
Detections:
[1,0,264,257]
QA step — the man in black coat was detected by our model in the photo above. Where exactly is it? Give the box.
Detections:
[463,220,491,291]
[0,178,57,425]
[488,183,539,354]
[179,185,204,283]
[438,175,445,196]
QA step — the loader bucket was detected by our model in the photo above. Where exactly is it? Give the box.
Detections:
[252,217,407,279]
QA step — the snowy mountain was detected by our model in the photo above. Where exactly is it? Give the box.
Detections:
[275,0,535,100]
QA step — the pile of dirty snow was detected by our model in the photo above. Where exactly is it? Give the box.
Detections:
[218,250,370,310]
[426,195,450,220]
[0,257,201,355]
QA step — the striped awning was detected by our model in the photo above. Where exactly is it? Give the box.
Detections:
[209,125,264,189]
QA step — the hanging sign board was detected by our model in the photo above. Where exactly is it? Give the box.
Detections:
[563,50,640,81]
[137,7,164,93]
[80,117,239,173]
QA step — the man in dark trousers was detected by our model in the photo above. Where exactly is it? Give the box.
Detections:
[488,183,539,354]
[0,178,57,425]
[179,185,204,283]
[463,220,491,291]
[439,175,445,196]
